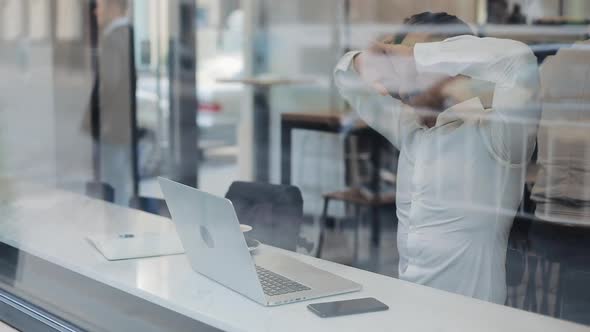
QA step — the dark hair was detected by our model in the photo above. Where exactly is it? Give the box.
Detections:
[395,12,474,44]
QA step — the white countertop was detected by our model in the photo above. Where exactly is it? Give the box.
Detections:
[0,180,588,332]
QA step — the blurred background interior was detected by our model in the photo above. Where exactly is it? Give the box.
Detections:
[1,0,590,328]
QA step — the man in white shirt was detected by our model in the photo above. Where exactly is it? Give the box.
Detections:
[334,12,540,304]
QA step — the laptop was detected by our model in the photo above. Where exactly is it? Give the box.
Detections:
[159,177,361,306]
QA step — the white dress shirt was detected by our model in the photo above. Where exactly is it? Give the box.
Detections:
[334,35,540,304]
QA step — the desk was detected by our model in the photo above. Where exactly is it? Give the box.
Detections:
[280,112,386,246]
[0,180,588,332]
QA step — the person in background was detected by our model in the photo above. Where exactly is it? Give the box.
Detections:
[84,0,134,206]
[487,0,509,24]
[507,4,527,25]
[334,12,540,304]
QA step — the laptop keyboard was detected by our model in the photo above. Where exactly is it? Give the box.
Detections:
[255,265,311,296]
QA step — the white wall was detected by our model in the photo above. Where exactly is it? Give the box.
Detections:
[0,43,58,186]
[563,0,590,19]
[0,0,94,191]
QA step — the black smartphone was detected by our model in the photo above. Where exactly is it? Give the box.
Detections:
[307,298,389,318]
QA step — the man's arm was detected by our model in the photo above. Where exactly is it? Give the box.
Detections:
[334,51,418,150]
[413,35,541,165]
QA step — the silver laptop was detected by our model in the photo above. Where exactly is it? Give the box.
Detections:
[159,177,361,306]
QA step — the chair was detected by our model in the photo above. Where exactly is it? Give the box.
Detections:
[559,263,590,325]
[315,129,396,262]
[225,181,304,252]
[506,185,534,308]
[527,220,590,317]
[317,188,395,261]
[85,182,115,203]
[129,196,170,218]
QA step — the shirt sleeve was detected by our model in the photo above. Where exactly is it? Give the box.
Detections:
[414,36,541,165]
[333,51,418,151]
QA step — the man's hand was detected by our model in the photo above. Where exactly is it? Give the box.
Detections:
[353,37,415,96]
[402,76,458,111]
[352,37,476,115]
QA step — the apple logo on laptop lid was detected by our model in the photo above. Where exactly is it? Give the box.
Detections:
[200,225,215,249]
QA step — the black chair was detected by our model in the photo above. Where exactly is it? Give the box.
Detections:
[129,196,170,218]
[85,182,115,203]
[560,263,590,325]
[527,220,590,318]
[225,181,304,252]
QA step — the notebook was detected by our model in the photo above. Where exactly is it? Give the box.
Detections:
[87,231,185,261]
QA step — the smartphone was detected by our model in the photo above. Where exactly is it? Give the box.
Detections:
[307,298,389,318]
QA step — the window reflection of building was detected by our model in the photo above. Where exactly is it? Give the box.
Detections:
[56,0,83,41]
[1,0,23,41]
[29,0,51,41]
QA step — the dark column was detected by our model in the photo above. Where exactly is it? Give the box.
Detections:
[558,0,565,17]
[253,86,271,182]
[89,0,101,182]
[370,135,382,246]
[252,0,270,182]
[167,0,199,188]
[280,118,292,185]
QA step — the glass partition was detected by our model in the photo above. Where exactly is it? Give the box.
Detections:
[1,0,590,330]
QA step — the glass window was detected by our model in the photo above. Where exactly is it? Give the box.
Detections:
[1,1,590,330]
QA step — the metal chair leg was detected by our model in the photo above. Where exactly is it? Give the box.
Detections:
[524,255,539,312]
[353,205,361,264]
[316,198,330,258]
[540,258,552,315]
[556,262,565,318]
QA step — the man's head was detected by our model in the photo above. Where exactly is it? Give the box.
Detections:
[391,13,475,126]
[95,0,128,28]
[361,12,475,126]
[396,12,474,47]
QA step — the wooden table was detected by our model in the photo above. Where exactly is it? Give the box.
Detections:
[280,112,386,246]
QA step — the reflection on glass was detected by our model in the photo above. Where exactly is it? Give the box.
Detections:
[533,40,590,223]
[56,0,83,41]
[1,1,590,330]
[1,0,23,41]
[83,0,135,206]
[28,0,51,41]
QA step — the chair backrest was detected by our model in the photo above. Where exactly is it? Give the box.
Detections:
[225,181,303,251]
[129,196,171,218]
